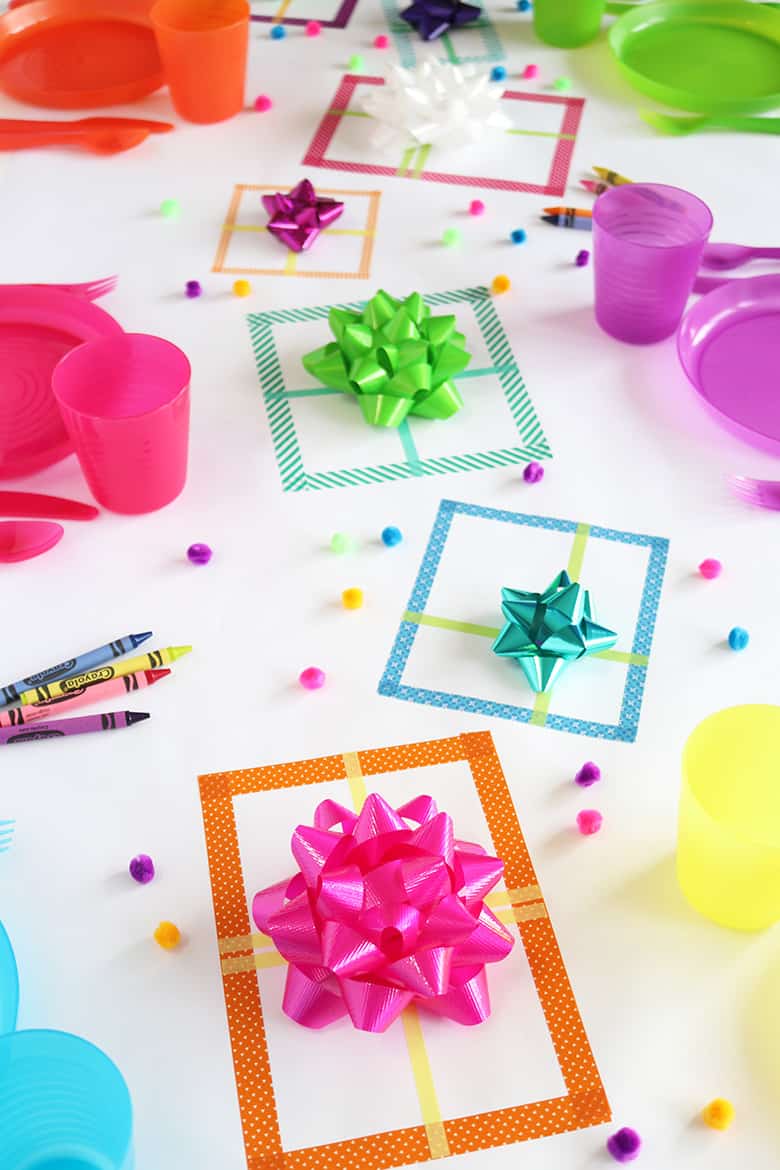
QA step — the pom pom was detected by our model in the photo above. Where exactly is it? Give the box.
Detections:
[442,227,461,246]
[574,761,601,788]
[510,228,527,244]
[374,33,390,47]
[702,1099,734,1131]
[522,63,539,79]
[490,66,507,81]
[330,532,353,554]
[491,274,511,294]
[728,627,749,651]
[305,19,321,34]
[381,526,403,547]
[299,666,326,690]
[469,199,485,216]
[233,279,252,297]
[516,0,531,9]
[159,198,180,219]
[270,23,286,38]
[342,588,364,609]
[607,1128,641,1163]
[698,558,722,580]
[349,53,365,71]
[187,542,212,566]
[129,854,155,884]
[553,76,572,91]
[576,809,603,836]
[185,280,202,298]
[575,249,590,267]
[254,94,273,111]
[523,461,544,484]
[154,921,181,950]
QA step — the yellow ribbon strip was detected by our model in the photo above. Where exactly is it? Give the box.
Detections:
[530,690,553,727]
[412,145,431,179]
[219,931,272,955]
[566,523,590,582]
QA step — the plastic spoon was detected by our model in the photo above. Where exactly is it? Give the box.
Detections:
[0,521,63,563]
[0,492,98,520]
[700,243,780,271]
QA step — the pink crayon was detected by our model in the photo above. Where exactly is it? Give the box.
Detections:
[0,669,170,728]
[0,710,150,745]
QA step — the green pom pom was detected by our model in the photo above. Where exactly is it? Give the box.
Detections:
[442,228,461,247]
[160,198,180,219]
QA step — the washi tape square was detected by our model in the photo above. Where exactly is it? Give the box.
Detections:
[379,500,669,741]
[303,75,584,196]
[247,285,551,493]
[380,0,505,67]
[250,0,358,27]
[213,184,381,279]
[199,730,610,1170]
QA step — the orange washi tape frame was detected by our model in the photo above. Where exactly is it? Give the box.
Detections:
[198,731,610,1170]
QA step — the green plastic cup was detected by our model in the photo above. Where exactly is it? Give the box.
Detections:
[533,0,605,47]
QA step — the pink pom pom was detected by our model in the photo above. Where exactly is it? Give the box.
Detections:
[469,199,485,216]
[576,809,603,836]
[698,558,722,580]
[374,33,390,47]
[522,64,539,79]
[299,666,326,690]
[305,19,322,34]
[254,94,273,112]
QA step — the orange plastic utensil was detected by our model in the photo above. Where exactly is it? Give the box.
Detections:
[0,0,164,109]
[0,124,153,153]
[0,117,173,134]
[0,521,63,563]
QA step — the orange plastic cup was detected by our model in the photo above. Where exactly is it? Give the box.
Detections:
[150,0,249,124]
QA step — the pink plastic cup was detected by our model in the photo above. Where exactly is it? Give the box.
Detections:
[52,333,190,515]
[593,183,713,345]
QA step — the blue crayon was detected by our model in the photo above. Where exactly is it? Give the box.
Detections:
[0,632,153,708]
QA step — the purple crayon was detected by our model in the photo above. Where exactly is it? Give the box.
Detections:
[0,710,150,745]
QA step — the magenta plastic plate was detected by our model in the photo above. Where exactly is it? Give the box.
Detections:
[678,274,780,453]
[0,286,122,479]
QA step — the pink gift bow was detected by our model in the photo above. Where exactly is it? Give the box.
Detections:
[252,792,514,1033]
[261,179,344,253]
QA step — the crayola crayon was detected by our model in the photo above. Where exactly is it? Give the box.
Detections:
[0,631,153,707]
[581,179,611,196]
[592,166,633,186]
[0,710,150,746]
[543,206,592,218]
[0,669,170,728]
[15,646,191,707]
[541,213,592,231]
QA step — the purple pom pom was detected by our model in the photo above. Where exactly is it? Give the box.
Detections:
[187,542,213,566]
[185,280,202,298]
[574,761,601,787]
[129,854,155,884]
[607,1127,642,1163]
[523,461,544,484]
[575,249,590,268]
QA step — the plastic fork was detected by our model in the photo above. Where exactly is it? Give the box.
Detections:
[0,124,154,155]
[730,476,780,511]
[700,243,780,271]
[0,276,117,301]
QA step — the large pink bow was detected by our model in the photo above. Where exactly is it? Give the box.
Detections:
[252,793,514,1033]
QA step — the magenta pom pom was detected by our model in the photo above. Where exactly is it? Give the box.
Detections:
[374,33,390,47]
[305,19,321,34]
[522,64,539,79]
[576,809,603,836]
[254,94,273,112]
[698,558,722,579]
[469,199,485,216]
[129,854,155,884]
[523,461,544,484]
[300,666,326,690]
[607,1127,642,1163]
[574,761,601,788]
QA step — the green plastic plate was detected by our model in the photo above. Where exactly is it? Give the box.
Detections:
[609,0,780,114]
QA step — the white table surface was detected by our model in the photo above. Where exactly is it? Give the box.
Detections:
[3,4,780,1168]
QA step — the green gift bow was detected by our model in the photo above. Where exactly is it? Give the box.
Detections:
[301,290,472,427]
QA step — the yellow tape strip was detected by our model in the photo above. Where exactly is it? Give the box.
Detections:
[566,522,590,582]
[412,144,431,179]
[595,648,650,666]
[343,751,367,811]
[485,884,542,907]
[284,250,298,275]
[495,903,548,926]
[401,1006,451,1159]
[222,951,288,975]
[530,690,552,727]
[396,147,416,177]
[219,931,273,955]
[273,0,292,19]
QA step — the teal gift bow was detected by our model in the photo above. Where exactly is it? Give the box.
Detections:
[301,289,472,427]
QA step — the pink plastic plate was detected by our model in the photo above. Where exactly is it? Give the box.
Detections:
[0,286,122,479]
[678,274,780,453]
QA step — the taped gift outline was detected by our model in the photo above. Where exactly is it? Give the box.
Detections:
[250,0,358,28]
[379,0,505,68]
[379,500,669,742]
[199,731,610,1170]
[247,285,551,493]
[213,185,381,279]
[303,75,584,197]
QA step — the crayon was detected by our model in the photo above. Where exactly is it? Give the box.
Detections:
[15,646,191,708]
[0,669,170,728]
[543,206,592,218]
[541,213,592,231]
[0,710,150,746]
[592,166,633,186]
[580,179,611,196]
[0,631,153,708]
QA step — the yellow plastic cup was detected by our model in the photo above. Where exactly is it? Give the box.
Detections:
[677,705,780,931]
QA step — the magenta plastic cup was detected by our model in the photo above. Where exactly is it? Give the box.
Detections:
[593,184,713,345]
[52,334,190,514]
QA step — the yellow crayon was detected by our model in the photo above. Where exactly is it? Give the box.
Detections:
[592,166,633,187]
[16,646,192,707]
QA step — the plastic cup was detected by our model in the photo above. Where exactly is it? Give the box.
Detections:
[592,183,713,344]
[0,921,19,1037]
[0,1029,134,1170]
[533,0,605,47]
[677,705,780,931]
[151,0,250,124]
[52,334,190,515]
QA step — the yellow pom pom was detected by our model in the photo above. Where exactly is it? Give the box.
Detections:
[233,279,252,297]
[154,921,182,950]
[702,1099,734,1131]
[491,274,511,294]
[342,587,364,610]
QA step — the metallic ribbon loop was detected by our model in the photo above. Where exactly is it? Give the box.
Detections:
[301,290,471,427]
[253,793,514,1032]
[262,179,344,253]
